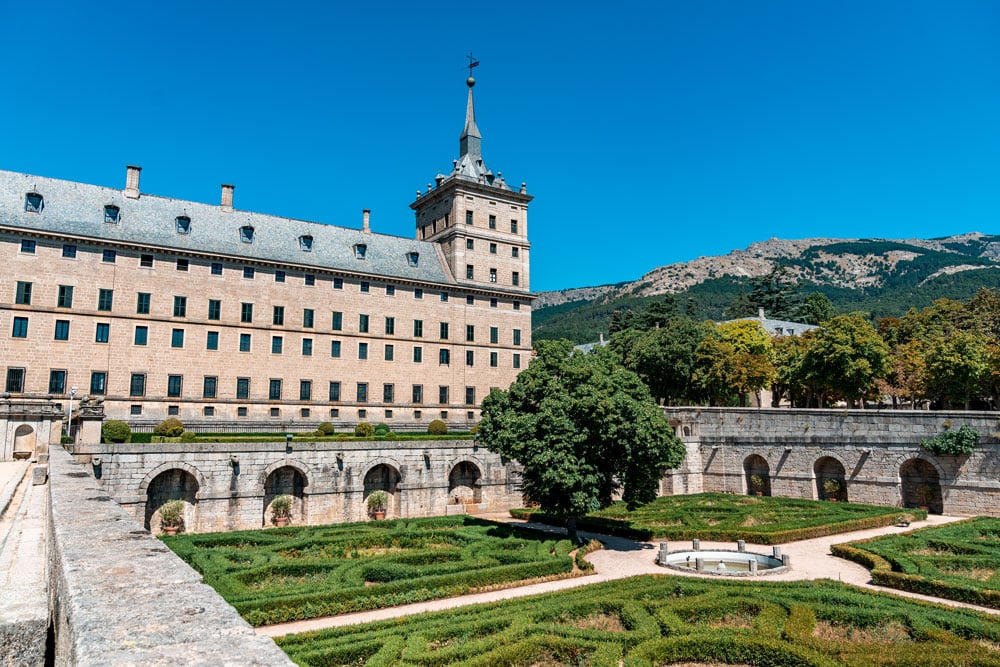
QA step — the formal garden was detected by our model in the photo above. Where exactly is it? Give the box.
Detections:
[163,515,592,626]
[276,575,1000,666]
[511,493,925,544]
[833,517,1000,610]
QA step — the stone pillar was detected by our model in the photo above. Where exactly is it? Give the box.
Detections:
[692,539,700,550]
[772,546,781,559]
[658,542,669,564]
[737,539,745,552]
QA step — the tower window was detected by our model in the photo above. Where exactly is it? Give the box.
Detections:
[466,239,474,250]
[512,247,519,257]
[104,205,120,224]
[489,268,497,283]
[240,226,254,243]
[25,193,43,213]
[511,220,518,233]
[512,271,520,286]
[488,214,496,229]
[354,243,367,259]
[489,243,497,254]
[465,210,473,225]
[175,216,191,234]
[299,235,314,251]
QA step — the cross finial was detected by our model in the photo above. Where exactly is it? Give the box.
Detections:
[466,52,480,78]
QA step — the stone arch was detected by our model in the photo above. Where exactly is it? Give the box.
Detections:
[258,458,313,489]
[363,462,402,518]
[139,461,206,497]
[12,424,36,459]
[263,464,309,526]
[900,457,943,514]
[814,456,847,502]
[448,460,482,505]
[743,454,771,496]
[143,468,199,533]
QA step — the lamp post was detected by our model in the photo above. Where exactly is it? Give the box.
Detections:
[67,386,78,441]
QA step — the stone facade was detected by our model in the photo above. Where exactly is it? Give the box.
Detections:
[68,439,522,533]
[663,407,1000,516]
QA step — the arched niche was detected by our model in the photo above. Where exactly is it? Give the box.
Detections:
[263,465,308,526]
[743,454,771,496]
[144,468,199,533]
[815,456,847,502]
[363,463,401,518]
[12,424,36,459]
[448,461,482,504]
[900,458,943,514]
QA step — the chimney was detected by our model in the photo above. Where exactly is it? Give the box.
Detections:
[362,209,371,234]
[758,307,766,320]
[124,165,141,199]
[220,184,235,212]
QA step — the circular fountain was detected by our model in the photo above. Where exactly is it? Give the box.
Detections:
[656,541,789,577]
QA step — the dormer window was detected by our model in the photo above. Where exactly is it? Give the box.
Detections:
[104,205,120,224]
[406,251,419,267]
[299,235,313,251]
[240,226,255,243]
[25,193,43,213]
[175,216,191,234]
[354,243,367,259]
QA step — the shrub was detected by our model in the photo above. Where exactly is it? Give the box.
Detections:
[61,434,74,445]
[179,430,197,443]
[428,419,448,435]
[374,423,392,436]
[367,490,389,514]
[921,425,979,456]
[270,494,293,519]
[159,499,185,528]
[102,420,131,443]
[822,479,841,496]
[317,422,336,435]
[355,422,375,437]
[154,417,185,438]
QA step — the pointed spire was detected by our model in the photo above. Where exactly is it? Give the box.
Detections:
[459,77,482,157]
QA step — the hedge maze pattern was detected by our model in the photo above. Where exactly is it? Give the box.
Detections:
[165,516,579,626]
[513,493,924,544]
[833,517,1000,610]
[276,575,1000,666]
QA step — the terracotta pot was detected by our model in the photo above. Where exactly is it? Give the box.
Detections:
[374,511,386,520]
[162,525,179,536]
[275,517,290,527]
[754,492,763,497]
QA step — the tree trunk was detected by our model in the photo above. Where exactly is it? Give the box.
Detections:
[566,516,579,544]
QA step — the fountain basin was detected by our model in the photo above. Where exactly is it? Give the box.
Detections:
[657,549,789,577]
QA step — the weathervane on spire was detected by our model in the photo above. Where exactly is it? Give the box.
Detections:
[466,52,479,81]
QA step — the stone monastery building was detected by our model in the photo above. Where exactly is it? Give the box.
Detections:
[0,76,532,431]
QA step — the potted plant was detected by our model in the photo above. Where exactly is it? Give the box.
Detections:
[823,478,841,501]
[270,494,292,527]
[159,499,185,536]
[366,490,389,520]
[914,483,934,510]
[894,515,911,527]
[749,474,765,496]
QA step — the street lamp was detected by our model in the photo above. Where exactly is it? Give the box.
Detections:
[67,386,79,441]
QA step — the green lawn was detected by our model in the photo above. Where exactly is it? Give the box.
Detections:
[277,575,1000,666]
[164,515,581,626]
[511,493,925,544]
[833,517,1000,610]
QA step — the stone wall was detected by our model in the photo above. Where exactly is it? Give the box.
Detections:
[663,407,1000,516]
[68,439,522,533]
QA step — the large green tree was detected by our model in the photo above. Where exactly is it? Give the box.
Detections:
[478,340,686,541]
[692,320,776,406]
[797,314,890,407]
[608,315,709,405]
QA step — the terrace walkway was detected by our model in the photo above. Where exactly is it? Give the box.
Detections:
[257,511,997,639]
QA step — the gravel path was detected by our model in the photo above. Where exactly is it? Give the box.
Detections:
[257,512,997,639]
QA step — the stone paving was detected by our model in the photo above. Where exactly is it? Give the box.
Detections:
[257,511,998,639]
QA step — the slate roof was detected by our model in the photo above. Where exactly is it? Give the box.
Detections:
[0,169,454,285]
[725,310,818,337]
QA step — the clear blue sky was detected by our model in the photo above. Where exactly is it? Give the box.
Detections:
[4,1,999,291]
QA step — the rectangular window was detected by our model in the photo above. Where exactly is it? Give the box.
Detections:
[489,214,496,229]
[167,375,183,398]
[271,336,283,354]
[328,381,341,402]
[273,306,285,326]
[15,281,31,305]
[98,288,113,311]
[269,407,280,418]
[490,351,498,367]
[413,346,423,363]
[12,316,28,338]
[302,338,313,356]
[275,270,286,283]
[130,405,143,416]
[513,301,521,310]
[466,324,475,342]
[514,353,521,369]
[467,295,475,306]
[489,242,497,254]
[134,325,148,346]
[466,238,474,250]
[332,311,343,330]
[465,387,476,406]
[103,249,116,263]
[57,285,74,309]
[243,266,255,279]
[513,329,522,346]
[203,406,215,417]
[383,383,394,403]
[176,258,189,271]
[5,368,24,393]
[414,288,423,299]
[171,328,185,348]
[490,298,498,308]
[466,350,474,366]
[203,376,217,399]
[465,210,473,225]
[384,344,394,361]
[512,271,520,286]
[303,309,314,328]
[356,382,368,403]
[304,274,315,286]
[359,314,369,333]
[333,277,343,289]
[440,322,449,339]
[490,327,499,344]
[358,342,368,360]
[173,296,187,317]
[136,292,150,314]
[440,292,449,302]
[130,373,146,397]
[331,340,342,358]
[300,380,312,401]
[466,265,474,279]
[386,284,395,296]
[54,320,69,341]
[489,268,497,283]
[269,379,282,400]
[383,316,395,335]
[49,370,66,394]
[62,244,77,258]
[439,348,450,365]
[206,331,219,350]
[412,385,423,404]
[511,220,518,233]
[360,281,370,293]
[211,262,223,275]
[237,378,250,399]
[413,319,423,337]
[20,240,36,254]
[239,333,251,352]
[208,299,221,320]
[90,371,107,395]
[95,322,110,343]
[512,247,519,258]
[439,386,449,405]
[241,302,254,323]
